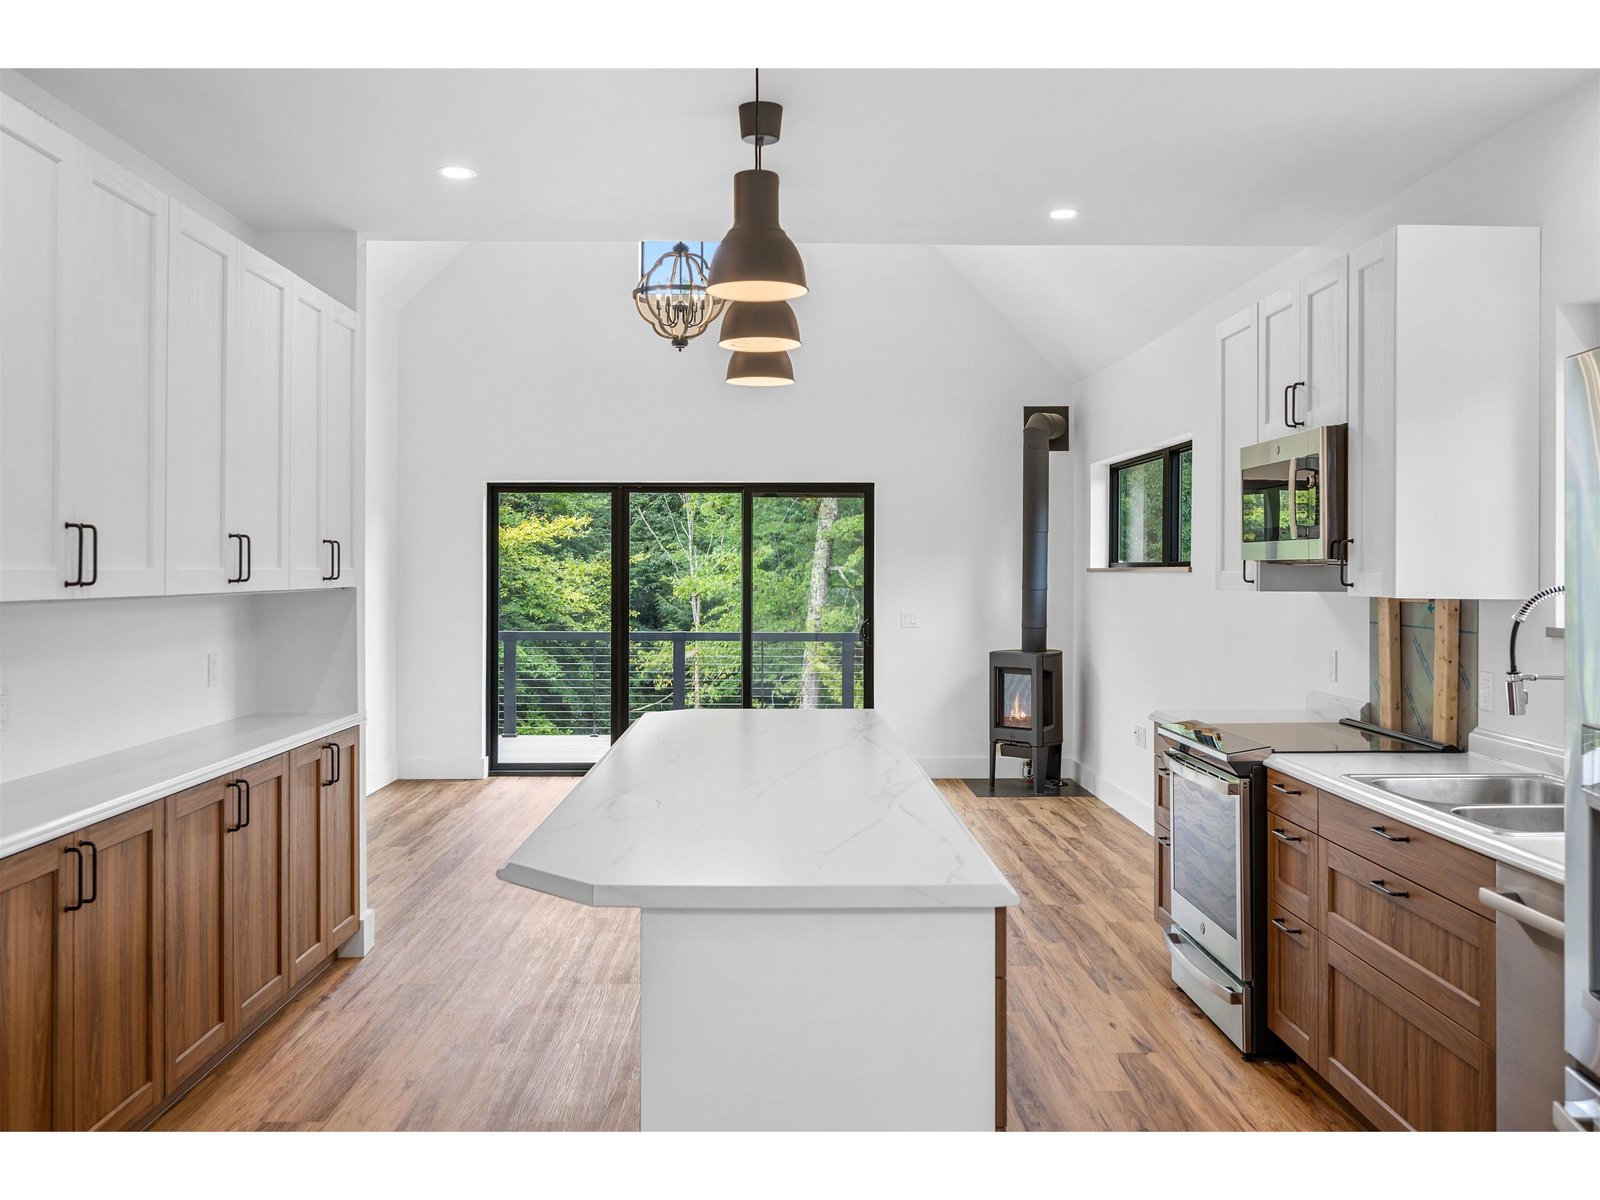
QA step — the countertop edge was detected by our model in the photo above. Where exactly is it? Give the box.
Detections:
[1,712,364,860]
[1265,751,1564,885]
[497,868,1020,911]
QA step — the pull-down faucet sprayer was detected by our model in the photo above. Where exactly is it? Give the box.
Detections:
[1506,584,1565,715]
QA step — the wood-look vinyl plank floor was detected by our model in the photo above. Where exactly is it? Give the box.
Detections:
[153,775,1360,1132]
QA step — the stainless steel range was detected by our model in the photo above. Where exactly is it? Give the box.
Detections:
[1153,712,1450,1055]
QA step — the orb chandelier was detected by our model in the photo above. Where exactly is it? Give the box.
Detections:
[632,241,726,351]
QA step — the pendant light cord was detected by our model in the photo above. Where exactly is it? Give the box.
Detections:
[755,67,761,170]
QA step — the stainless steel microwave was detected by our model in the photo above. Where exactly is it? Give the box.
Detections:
[1240,424,1347,564]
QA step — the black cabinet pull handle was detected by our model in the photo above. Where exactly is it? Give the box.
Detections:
[1270,916,1302,935]
[1368,879,1409,899]
[322,539,337,582]
[333,743,342,784]
[64,846,85,911]
[1242,560,1255,585]
[1368,824,1409,843]
[1288,381,1307,428]
[81,840,98,905]
[1282,384,1293,431]
[1270,827,1302,843]
[227,533,245,584]
[84,523,98,586]
[63,522,87,587]
[225,781,242,832]
[1156,835,1171,847]
[333,539,341,581]
[242,532,252,583]
[1271,782,1301,795]
[1331,537,1355,589]
[322,743,337,787]
[240,778,252,829]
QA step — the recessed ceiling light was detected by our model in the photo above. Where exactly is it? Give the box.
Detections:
[1049,208,1079,220]
[437,166,478,181]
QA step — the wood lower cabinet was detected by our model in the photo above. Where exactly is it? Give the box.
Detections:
[1154,821,1173,926]
[66,804,165,1131]
[0,839,73,1129]
[1265,902,1321,1070]
[0,727,359,1130]
[1266,814,1317,922]
[1324,939,1493,1131]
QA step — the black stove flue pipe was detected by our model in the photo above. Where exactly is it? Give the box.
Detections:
[1021,410,1068,653]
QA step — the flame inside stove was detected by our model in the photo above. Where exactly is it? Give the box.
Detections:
[1008,690,1030,725]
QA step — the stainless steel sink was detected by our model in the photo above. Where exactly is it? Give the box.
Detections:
[1447,804,1564,835]
[1349,774,1563,810]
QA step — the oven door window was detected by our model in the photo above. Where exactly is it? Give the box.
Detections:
[1170,767,1240,946]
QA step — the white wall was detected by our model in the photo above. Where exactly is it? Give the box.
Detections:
[1068,77,1600,828]
[392,242,1070,778]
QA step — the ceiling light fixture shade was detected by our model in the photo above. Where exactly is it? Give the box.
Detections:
[718,299,801,352]
[707,169,808,302]
[726,350,795,386]
[633,241,726,351]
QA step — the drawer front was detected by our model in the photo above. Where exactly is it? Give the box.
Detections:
[1321,840,1494,1043]
[1154,757,1172,819]
[1266,815,1317,923]
[1323,939,1493,1131]
[1266,901,1321,1070]
[1265,769,1318,831]
[1319,790,1494,913]
[1153,827,1173,926]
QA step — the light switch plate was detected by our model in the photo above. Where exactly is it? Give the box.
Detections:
[899,610,919,629]
[1479,672,1495,713]
[207,652,219,689]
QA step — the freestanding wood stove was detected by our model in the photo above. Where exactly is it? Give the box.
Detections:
[988,407,1068,795]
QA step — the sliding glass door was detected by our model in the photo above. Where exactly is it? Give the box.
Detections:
[488,483,873,773]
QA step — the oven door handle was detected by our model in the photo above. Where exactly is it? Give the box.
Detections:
[1164,750,1244,792]
[1165,931,1244,1005]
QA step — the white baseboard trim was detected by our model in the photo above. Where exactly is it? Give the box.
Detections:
[398,755,489,780]
[339,907,377,957]
[367,760,399,793]
[1065,757,1154,835]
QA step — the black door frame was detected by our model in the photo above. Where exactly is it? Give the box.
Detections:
[487,482,875,776]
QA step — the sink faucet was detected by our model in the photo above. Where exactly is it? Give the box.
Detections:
[1506,584,1565,715]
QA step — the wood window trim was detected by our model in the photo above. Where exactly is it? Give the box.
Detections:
[1107,441,1192,569]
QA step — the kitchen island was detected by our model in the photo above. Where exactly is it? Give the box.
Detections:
[498,708,1018,1131]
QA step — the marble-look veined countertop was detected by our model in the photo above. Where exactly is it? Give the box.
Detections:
[497,708,1019,910]
[1266,750,1564,883]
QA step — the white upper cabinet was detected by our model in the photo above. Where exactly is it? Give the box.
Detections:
[229,247,293,590]
[1296,255,1348,429]
[1,98,76,601]
[1257,285,1299,438]
[1,101,360,604]
[1215,303,1259,591]
[1347,226,1539,599]
[287,281,358,589]
[166,203,236,593]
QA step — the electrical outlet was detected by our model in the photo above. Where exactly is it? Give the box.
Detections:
[0,683,9,733]
[207,652,219,689]
[899,609,919,629]
[1133,725,1146,749]
[1479,672,1495,713]
[1327,650,1339,682]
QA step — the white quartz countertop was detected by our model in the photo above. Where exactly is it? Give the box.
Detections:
[1265,750,1564,883]
[0,712,363,858]
[497,708,1019,910]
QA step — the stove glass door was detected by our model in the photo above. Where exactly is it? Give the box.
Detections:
[1167,752,1244,977]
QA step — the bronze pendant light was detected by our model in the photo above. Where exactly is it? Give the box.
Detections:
[726,349,795,387]
[633,241,726,350]
[707,70,807,303]
[718,299,800,352]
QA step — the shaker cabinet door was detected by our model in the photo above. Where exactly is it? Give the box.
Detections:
[228,250,293,591]
[0,839,74,1129]
[1215,303,1258,589]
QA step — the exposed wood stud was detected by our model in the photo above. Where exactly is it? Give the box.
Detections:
[1432,600,1461,747]
[1377,599,1402,731]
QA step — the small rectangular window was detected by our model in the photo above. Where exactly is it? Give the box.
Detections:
[1109,441,1192,568]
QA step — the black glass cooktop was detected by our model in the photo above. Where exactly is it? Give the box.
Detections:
[1157,715,1452,760]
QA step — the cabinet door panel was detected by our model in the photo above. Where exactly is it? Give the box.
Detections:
[1298,255,1348,427]
[1347,231,1397,595]
[1153,823,1172,926]
[230,251,292,590]
[164,204,235,594]
[1257,287,1298,438]
[1215,304,1258,589]
[68,804,164,1131]
[322,306,357,585]
[1266,815,1316,923]
[164,780,233,1086]
[60,151,167,598]
[325,729,362,950]
[1266,901,1320,1069]
[231,756,289,1028]
[287,741,329,982]
[0,99,76,600]
[0,839,73,1130]
[1323,939,1492,1130]
[288,284,329,588]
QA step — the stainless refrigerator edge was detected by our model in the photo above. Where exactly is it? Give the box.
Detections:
[1562,346,1600,1130]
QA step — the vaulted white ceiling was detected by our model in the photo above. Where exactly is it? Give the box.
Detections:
[19,68,1590,244]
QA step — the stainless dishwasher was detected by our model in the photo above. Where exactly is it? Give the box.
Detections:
[1480,864,1566,1130]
